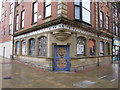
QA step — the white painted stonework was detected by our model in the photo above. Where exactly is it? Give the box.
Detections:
[0,41,13,59]
[14,24,98,40]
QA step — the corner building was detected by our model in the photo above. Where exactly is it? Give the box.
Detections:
[14,0,113,71]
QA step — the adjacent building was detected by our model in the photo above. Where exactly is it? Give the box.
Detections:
[0,0,15,59]
[111,3,120,62]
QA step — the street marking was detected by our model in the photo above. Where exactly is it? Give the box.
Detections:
[110,79,116,82]
[98,75,107,79]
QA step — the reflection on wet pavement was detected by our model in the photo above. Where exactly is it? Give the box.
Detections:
[1,57,118,88]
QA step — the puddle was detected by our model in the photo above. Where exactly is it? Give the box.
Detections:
[73,80,96,88]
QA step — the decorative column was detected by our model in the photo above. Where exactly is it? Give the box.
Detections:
[95,39,98,56]
[85,38,90,57]
[104,42,106,56]
[19,41,22,55]
[26,39,29,56]
[57,0,67,17]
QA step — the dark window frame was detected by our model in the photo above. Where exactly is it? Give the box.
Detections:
[20,10,25,29]
[32,1,38,24]
[44,0,51,18]
[106,16,109,31]
[100,11,104,29]
[16,14,19,31]
[74,0,91,25]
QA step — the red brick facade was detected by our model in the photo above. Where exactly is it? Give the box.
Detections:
[0,1,12,42]
[15,2,58,32]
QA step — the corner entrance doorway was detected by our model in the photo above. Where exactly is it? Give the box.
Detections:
[54,45,70,71]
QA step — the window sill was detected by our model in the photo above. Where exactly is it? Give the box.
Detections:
[20,27,24,30]
[43,16,51,20]
[74,19,92,27]
[31,22,37,25]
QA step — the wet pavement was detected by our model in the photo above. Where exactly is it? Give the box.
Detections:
[0,57,118,88]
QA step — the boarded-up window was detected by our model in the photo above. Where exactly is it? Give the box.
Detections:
[89,39,95,56]
[16,41,20,55]
[22,40,26,55]
[77,37,85,55]
[29,38,35,56]
[38,36,47,56]
[100,41,104,56]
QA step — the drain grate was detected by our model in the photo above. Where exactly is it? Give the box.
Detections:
[3,77,12,79]
[73,80,96,88]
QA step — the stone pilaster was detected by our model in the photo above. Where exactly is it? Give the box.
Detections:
[57,0,67,17]
[26,40,29,55]
[19,41,22,55]
[95,2,99,30]
[104,42,106,56]
[85,39,90,56]
[96,39,100,57]
[34,37,38,57]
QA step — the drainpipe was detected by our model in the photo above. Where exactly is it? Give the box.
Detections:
[11,0,16,60]
[97,2,100,66]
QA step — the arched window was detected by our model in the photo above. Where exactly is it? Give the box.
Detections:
[106,42,110,55]
[29,38,35,56]
[16,41,20,55]
[21,40,26,55]
[100,41,104,56]
[38,36,47,56]
[77,37,86,55]
[89,39,95,56]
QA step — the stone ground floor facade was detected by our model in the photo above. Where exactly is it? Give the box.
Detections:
[13,18,113,71]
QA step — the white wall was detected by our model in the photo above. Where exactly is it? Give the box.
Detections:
[0,41,13,59]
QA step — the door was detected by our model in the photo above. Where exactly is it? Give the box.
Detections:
[54,45,70,71]
[3,47,5,58]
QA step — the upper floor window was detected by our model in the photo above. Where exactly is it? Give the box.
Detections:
[100,11,104,28]
[105,0,109,7]
[10,4,13,14]
[106,16,109,30]
[44,0,51,18]
[100,41,104,56]
[9,24,12,35]
[16,14,19,30]
[77,37,86,55]
[38,36,47,56]
[74,0,91,24]
[116,26,118,36]
[32,1,38,23]
[4,28,6,35]
[21,10,25,29]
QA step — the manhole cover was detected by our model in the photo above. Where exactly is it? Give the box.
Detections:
[3,77,12,79]
[73,80,96,88]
